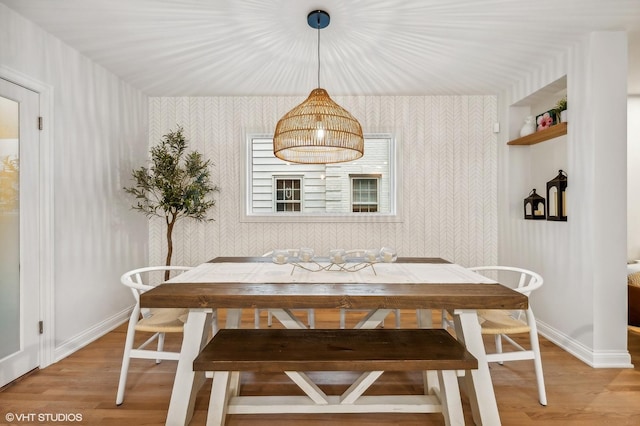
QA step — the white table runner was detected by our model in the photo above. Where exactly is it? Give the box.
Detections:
[167,261,496,285]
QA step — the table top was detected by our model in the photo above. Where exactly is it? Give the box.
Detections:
[140,257,528,311]
[209,256,452,264]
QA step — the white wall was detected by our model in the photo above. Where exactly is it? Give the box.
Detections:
[628,96,640,259]
[149,96,498,268]
[0,4,149,362]
[499,32,631,367]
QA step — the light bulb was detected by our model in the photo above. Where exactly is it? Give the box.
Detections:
[315,117,325,140]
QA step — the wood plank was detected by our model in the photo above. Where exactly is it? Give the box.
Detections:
[226,395,443,414]
[141,282,527,310]
[507,122,567,145]
[193,329,478,372]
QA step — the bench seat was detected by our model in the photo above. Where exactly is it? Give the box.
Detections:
[194,328,477,426]
[195,328,477,372]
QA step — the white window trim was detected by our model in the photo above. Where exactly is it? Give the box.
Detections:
[241,130,403,223]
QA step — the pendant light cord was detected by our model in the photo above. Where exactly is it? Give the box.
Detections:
[317,20,321,88]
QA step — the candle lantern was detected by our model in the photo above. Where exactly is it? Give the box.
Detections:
[524,189,546,220]
[546,170,567,221]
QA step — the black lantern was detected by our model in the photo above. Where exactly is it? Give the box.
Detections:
[546,170,567,221]
[524,189,546,220]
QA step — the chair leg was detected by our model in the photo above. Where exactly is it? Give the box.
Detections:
[254,309,260,329]
[531,336,547,405]
[156,332,165,364]
[441,309,453,330]
[494,334,504,365]
[339,309,346,329]
[416,309,434,329]
[267,310,273,327]
[308,309,315,329]
[116,309,139,405]
[394,309,401,328]
[527,311,547,406]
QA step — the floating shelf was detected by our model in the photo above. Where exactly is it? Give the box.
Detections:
[508,122,567,146]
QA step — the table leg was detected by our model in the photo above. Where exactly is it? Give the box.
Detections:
[416,309,438,396]
[269,308,308,329]
[207,371,231,426]
[165,309,213,426]
[453,309,501,426]
[224,309,243,395]
[354,309,391,329]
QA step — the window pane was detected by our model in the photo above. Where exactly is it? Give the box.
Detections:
[352,178,378,213]
[353,179,377,203]
[275,178,302,212]
[353,204,378,213]
[0,95,19,359]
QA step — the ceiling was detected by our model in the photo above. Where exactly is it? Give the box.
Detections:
[2,0,640,96]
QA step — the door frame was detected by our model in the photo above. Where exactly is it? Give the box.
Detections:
[0,66,55,369]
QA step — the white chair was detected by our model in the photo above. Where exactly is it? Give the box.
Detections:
[444,266,547,406]
[339,249,401,329]
[255,250,315,329]
[116,265,215,405]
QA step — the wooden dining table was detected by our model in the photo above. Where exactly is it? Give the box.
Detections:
[140,256,528,426]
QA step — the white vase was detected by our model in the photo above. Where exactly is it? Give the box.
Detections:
[560,110,567,123]
[520,116,536,137]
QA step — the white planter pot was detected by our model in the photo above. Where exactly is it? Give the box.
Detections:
[560,109,567,123]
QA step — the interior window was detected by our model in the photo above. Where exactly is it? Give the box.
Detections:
[244,133,399,222]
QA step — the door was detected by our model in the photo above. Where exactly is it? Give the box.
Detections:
[0,78,40,387]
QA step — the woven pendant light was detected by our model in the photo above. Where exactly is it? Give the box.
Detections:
[273,10,364,164]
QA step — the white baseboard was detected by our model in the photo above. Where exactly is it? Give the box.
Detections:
[536,320,633,368]
[53,306,132,363]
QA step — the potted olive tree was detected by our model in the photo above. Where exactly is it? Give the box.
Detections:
[124,126,219,279]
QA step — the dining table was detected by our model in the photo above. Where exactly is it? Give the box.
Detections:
[139,256,528,426]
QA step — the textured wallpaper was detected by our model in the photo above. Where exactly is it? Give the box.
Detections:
[149,95,497,268]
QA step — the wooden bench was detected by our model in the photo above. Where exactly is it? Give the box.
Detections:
[194,328,477,426]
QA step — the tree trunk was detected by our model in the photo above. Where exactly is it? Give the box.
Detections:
[164,216,176,281]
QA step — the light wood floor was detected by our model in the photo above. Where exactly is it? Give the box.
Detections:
[1,310,639,425]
